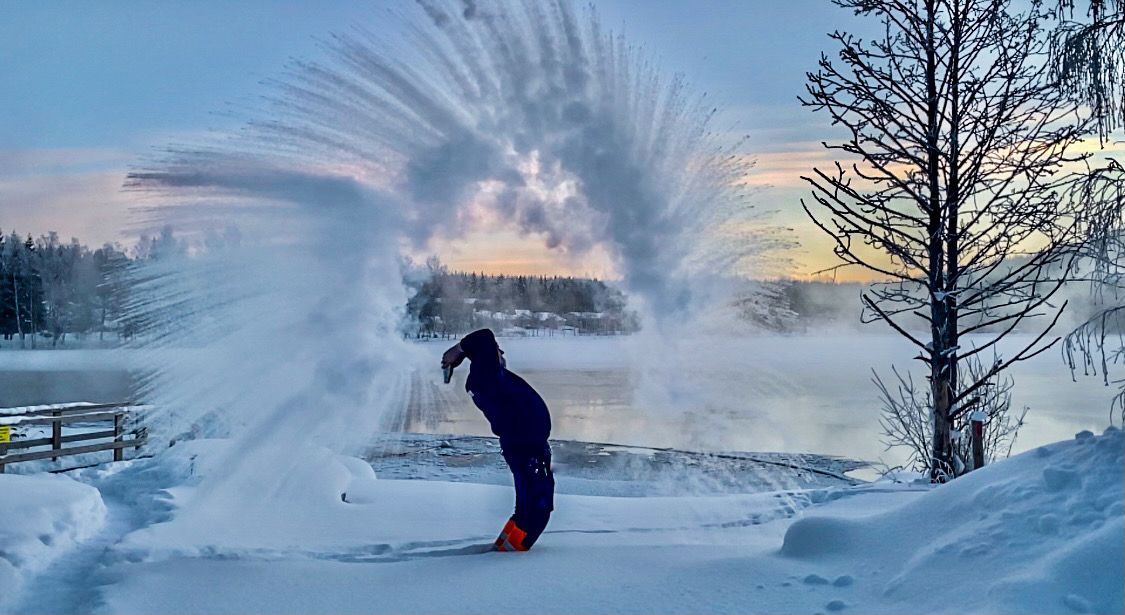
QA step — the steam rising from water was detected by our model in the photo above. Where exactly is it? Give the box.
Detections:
[125,0,776,499]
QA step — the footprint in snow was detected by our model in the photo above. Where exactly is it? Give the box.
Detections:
[803,574,853,587]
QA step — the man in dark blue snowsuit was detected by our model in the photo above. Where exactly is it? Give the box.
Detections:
[442,328,554,551]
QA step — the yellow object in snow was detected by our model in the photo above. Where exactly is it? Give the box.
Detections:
[0,425,10,443]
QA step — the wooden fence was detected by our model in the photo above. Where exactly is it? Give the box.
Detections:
[0,402,146,473]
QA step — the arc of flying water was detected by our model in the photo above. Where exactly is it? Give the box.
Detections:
[123,0,781,505]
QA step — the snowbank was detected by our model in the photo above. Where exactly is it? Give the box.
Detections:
[782,426,1124,613]
[0,473,107,609]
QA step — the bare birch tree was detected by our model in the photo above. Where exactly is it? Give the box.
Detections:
[1050,0,1125,141]
[1063,161,1125,417]
[1048,0,1125,418]
[802,0,1094,480]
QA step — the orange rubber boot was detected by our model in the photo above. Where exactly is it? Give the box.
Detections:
[494,518,530,552]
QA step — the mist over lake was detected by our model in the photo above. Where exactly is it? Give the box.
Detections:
[4,333,1114,469]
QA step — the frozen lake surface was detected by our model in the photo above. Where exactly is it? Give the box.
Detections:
[395,334,1119,467]
[1,334,1117,467]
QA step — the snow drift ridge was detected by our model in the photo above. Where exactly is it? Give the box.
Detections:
[782,426,1124,613]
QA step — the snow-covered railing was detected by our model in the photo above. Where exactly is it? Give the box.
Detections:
[0,402,146,473]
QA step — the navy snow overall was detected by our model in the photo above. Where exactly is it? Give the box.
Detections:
[459,328,554,550]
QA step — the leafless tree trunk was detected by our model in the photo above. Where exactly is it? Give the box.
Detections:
[12,275,23,348]
[878,353,1029,474]
[803,0,1093,480]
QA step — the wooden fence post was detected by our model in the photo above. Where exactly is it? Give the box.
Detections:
[52,410,62,461]
[0,402,145,472]
[1,423,9,473]
[970,409,986,471]
[113,412,124,462]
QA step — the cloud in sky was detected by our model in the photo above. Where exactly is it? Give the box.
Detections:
[0,141,776,281]
[0,148,129,175]
[426,227,618,278]
[742,146,838,189]
[7,129,1121,284]
[1,1,855,278]
[0,147,621,280]
[0,148,135,246]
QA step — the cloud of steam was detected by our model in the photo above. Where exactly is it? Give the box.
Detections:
[255,0,772,317]
[125,0,779,505]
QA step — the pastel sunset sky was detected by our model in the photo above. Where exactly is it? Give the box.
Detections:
[2,1,1117,281]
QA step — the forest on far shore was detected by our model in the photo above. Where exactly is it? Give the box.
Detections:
[401,258,639,338]
[2,227,1117,348]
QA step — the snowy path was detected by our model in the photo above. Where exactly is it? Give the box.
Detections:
[9,461,179,614]
[106,488,827,566]
[12,495,135,613]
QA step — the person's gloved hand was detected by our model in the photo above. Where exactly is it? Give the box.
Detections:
[441,343,466,370]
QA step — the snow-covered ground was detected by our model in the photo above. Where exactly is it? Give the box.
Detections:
[1,427,1120,614]
[0,473,107,605]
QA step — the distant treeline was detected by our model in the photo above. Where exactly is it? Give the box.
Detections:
[403,258,639,338]
[780,280,866,329]
[7,227,1110,347]
[776,277,1120,334]
[0,233,641,347]
[0,227,184,348]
